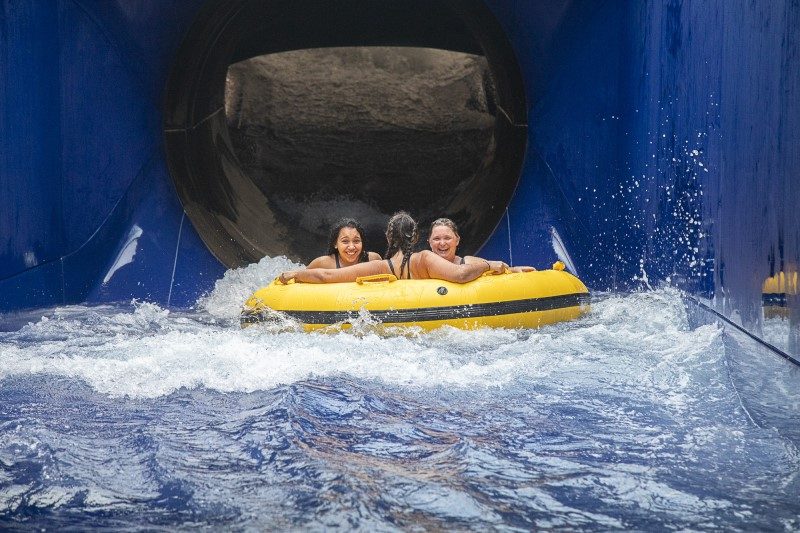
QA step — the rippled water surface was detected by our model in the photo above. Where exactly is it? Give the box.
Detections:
[2,258,799,530]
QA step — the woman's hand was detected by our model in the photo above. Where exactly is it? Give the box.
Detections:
[486,260,508,274]
[278,271,297,284]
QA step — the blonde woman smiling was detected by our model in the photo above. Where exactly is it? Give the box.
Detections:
[428,218,535,272]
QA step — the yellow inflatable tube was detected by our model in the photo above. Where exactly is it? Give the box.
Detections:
[240,262,590,331]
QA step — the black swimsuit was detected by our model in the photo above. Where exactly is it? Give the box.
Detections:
[386,257,412,279]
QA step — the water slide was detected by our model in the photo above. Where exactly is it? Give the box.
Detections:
[2,0,799,360]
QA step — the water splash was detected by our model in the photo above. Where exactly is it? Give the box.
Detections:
[1,260,720,400]
[1,259,798,530]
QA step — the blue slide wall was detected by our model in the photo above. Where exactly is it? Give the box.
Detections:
[2,1,799,356]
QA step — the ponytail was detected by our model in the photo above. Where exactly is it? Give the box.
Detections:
[384,216,400,259]
[384,211,419,277]
[399,238,414,278]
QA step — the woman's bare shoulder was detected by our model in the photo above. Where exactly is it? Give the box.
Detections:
[306,255,335,269]
[413,250,448,271]
[412,249,435,265]
[366,251,383,261]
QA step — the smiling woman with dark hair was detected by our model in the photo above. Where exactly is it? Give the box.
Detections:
[280,212,507,284]
[306,218,381,269]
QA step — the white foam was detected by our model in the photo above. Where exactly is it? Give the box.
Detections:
[0,260,723,400]
[197,255,303,320]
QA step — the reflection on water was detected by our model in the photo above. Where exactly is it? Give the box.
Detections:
[1,258,799,530]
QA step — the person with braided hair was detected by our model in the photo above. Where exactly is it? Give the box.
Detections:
[278,211,506,284]
[306,218,381,269]
[428,217,536,273]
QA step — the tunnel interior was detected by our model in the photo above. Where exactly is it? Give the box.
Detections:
[163,0,527,267]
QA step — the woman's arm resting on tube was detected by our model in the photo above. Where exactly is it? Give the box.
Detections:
[509,266,536,272]
[420,250,503,283]
[464,256,534,272]
[279,260,390,284]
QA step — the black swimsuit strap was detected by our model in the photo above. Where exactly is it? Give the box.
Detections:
[460,256,465,265]
[335,254,341,269]
[388,256,412,279]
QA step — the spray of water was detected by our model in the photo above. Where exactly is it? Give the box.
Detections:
[0,258,721,400]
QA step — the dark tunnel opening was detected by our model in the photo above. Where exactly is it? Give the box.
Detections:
[224,47,502,256]
[163,0,527,267]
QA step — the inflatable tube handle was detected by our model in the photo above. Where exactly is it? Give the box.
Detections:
[356,274,398,284]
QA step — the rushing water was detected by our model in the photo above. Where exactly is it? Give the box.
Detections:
[1,258,799,530]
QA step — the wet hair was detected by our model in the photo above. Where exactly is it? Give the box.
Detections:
[325,218,369,263]
[429,217,460,238]
[385,211,419,278]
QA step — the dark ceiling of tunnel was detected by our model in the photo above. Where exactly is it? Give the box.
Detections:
[224,47,500,257]
[163,0,584,267]
[230,1,484,60]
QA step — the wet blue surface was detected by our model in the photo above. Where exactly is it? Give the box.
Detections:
[1,2,799,525]
[2,290,798,530]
